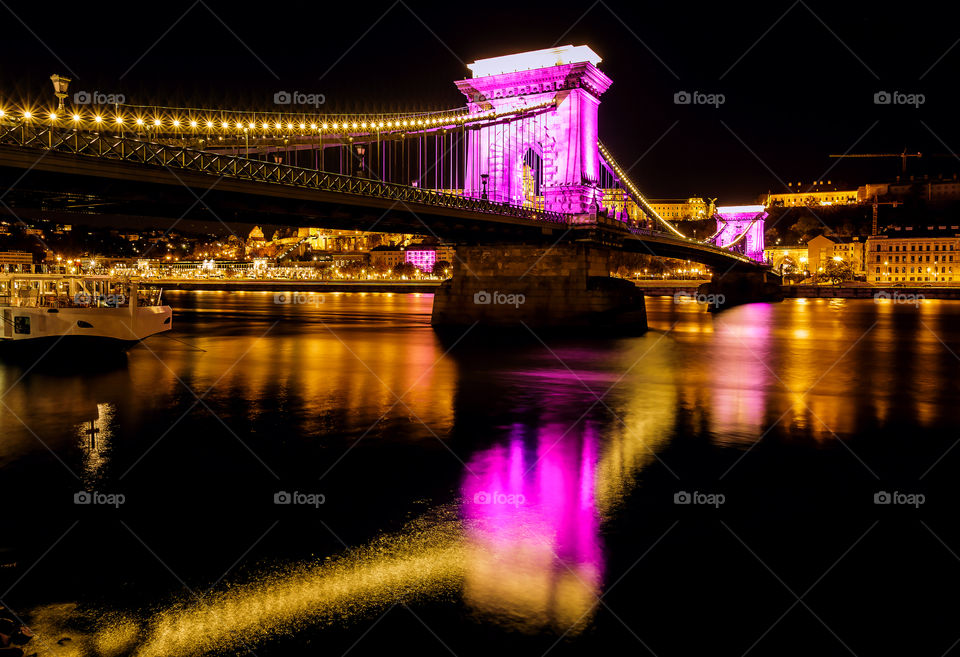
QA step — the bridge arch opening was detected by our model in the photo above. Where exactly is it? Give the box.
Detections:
[520,147,544,208]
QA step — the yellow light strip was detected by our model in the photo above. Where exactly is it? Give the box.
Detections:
[0,100,556,138]
[597,141,688,239]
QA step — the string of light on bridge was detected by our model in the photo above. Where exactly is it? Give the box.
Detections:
[597,141,690,240]
[0,100,557,138]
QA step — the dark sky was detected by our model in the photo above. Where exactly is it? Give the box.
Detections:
[2,0,959,203]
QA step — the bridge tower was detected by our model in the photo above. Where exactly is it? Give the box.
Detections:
[714,205,767,263]
[433,46,646,333]
[455,45,611,215]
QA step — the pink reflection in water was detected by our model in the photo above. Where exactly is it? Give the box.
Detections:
[711,303,773,441]
[461,423,603,631]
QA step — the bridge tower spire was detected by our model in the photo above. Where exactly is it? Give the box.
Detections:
[456,45,612,215]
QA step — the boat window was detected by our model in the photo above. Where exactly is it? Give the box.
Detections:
[14,316,30,334]
[77,320,94,328]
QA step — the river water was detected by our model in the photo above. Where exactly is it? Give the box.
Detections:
[2,291,960,656]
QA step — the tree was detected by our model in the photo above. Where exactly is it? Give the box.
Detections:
[341,261,366,277]
[432,260,451,277]
[815,258,853,285]
[392,262,417,278]
[790,216,822,241]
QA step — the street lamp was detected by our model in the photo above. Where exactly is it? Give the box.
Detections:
[50,74,71,111]
[356,145,366,177]
[480,173,489,201]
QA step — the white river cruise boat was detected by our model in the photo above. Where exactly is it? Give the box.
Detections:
[0,273,172,350]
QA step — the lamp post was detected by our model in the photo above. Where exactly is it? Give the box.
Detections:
[50,74,71,111]
[356,145,366,177]
[480,173,489,201]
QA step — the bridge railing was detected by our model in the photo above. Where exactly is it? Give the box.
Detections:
[0,122,570,225]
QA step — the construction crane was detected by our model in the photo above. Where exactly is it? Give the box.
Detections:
[867,196,902,235]
[828,150,922,173]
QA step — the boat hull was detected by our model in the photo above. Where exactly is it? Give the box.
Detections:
[1,305,172,347]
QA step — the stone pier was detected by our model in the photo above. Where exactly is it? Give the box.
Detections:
[431,244,647,333]
[696,270,784,311]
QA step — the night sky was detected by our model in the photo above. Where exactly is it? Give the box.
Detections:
[2,0,959,203]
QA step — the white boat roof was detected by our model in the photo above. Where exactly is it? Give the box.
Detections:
[0,273,138,281]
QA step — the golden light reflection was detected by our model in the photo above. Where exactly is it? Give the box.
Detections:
[132,293,454,438]
[75,403,115,486]
[31,513,465,657]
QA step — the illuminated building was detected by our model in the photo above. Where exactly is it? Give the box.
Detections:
[765,181,858,207]
[370,244,454,272]
[859,175,960,203]
[405,249,437,271]
[764,245,808,275]
[806,235,866,275]
[369,246,405,270]
[646,197,714,220]
[767,175,960,208]
[866,225,960,283]
[0,250,34,272]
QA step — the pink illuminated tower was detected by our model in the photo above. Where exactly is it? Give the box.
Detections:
[714,205,767,263]
[455,46,612,215]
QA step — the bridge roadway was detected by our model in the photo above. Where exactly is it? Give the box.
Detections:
[0,124,760,272]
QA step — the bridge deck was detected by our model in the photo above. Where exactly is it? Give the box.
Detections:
[0,123,761,271]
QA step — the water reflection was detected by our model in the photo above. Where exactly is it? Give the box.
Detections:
[75,402,115,487]
[461,423,603,633]
[12,294,960,656]
[709,303,773,443]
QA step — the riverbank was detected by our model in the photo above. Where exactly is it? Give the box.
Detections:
[138,278,960,300]
[631,280,710,296]
[783,284,960,299]
[140,279,441,293]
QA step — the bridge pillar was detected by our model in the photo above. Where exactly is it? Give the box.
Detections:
[431,244,647,333]
[697,270,784,312]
